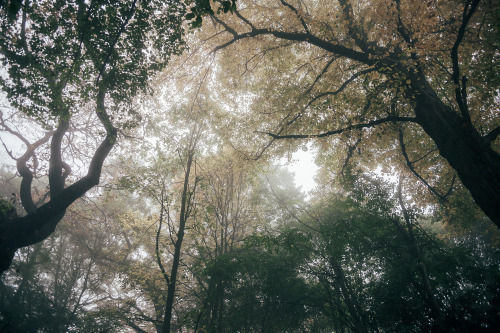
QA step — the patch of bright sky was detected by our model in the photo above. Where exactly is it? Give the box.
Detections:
[281,144,400,197]
[282,142,319,195]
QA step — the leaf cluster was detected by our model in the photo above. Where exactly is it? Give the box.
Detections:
[0,0,186,123]
[186,0,236,28]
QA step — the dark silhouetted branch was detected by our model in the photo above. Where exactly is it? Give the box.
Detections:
[398,129,455,201]
[212,16,373,65]
[485,125,500,144]
[451,0,480,123]
[260,116,417,139]
[280,0,310,34]
[156,185,171,286]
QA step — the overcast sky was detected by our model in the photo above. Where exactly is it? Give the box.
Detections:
[285,146,318,195]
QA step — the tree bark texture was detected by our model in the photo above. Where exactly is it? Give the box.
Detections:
[412,79,500,226]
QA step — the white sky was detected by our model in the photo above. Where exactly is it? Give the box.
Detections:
[284,145,318,194]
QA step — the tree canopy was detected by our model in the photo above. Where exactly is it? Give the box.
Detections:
[1,0,499,332]
[198,0,500,226]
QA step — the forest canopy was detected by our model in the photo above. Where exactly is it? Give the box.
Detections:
[1,0,499,332]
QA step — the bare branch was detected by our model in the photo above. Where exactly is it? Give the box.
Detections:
[233,9,256,30]
[49,119,70,197]
[280,0,310,34]
[304,57,336,96]
[244,136,277,161]
[409,148,439,164]
[0,138,15,160]
[260,116,417,139]
[444,175,456,198]
[305,68,375,108]
[240,43,293,77]
[0,110,32,148]
[17,130,54,213]
[156,186,171,286]
[9,86,117,249]
[272,67,376,138]
[398,129,455,201]
[0,110,55,213]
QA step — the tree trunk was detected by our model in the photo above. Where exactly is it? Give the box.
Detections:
[162,151,195,333]
[330,260,369,333]
[396,182,444,328]
[0,170,108,274]
[413,80,500,227]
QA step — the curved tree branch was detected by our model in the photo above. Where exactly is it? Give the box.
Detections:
[2,86,117,251]
[0,111,54,213]
[281,0,310,35]
[16,132,52,214]
[260,116,418,139]
[49,118,70,197]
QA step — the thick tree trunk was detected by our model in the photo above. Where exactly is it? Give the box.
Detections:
[412,82,500,227]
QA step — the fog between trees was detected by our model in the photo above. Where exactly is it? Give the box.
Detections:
[1,0,499,331]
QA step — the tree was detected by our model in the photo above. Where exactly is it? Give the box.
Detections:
[309,173,500,331]
[115,85,208,331]
[194,231,316,333]
[0,0,186,273]
[159,130,200,333]
[200,0,500,226]
[234,173,500,332]
[184,151,269,332]
[0,171,132,332]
